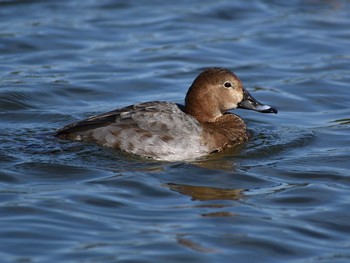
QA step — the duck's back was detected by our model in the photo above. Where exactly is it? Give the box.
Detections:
[56,101,208,161]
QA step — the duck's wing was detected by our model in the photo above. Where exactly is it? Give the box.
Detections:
[55,101,207,160]
[55,104,134,137]
[55,101,197,139]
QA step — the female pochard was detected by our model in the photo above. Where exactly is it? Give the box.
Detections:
[56,68,277,161]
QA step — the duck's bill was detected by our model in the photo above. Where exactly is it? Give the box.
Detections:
[237,88,278,114]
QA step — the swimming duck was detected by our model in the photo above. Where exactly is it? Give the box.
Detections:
[56,68,277,161]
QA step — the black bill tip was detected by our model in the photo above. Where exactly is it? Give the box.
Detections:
[237,88,278,114]
[255,104,278,114]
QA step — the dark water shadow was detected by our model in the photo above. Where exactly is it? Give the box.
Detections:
[165,183,243,201]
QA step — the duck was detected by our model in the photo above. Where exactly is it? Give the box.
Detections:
[55,68,277,161]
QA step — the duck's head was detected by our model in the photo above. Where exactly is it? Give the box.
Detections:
[185,68,277,122]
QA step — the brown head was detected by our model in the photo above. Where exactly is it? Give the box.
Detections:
[184,68,277,122]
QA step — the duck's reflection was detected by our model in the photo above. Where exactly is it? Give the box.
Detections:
[165,183,245,253]
[165,183,244,201]
[176,235,218,253]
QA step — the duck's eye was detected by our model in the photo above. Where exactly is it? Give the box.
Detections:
[224,81,232,88]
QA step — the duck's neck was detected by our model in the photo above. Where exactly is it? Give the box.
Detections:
[185,92,221,123]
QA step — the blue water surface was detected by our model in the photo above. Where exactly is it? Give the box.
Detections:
[1,0,350,262]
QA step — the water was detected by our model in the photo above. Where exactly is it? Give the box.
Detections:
[1,0,350,262]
